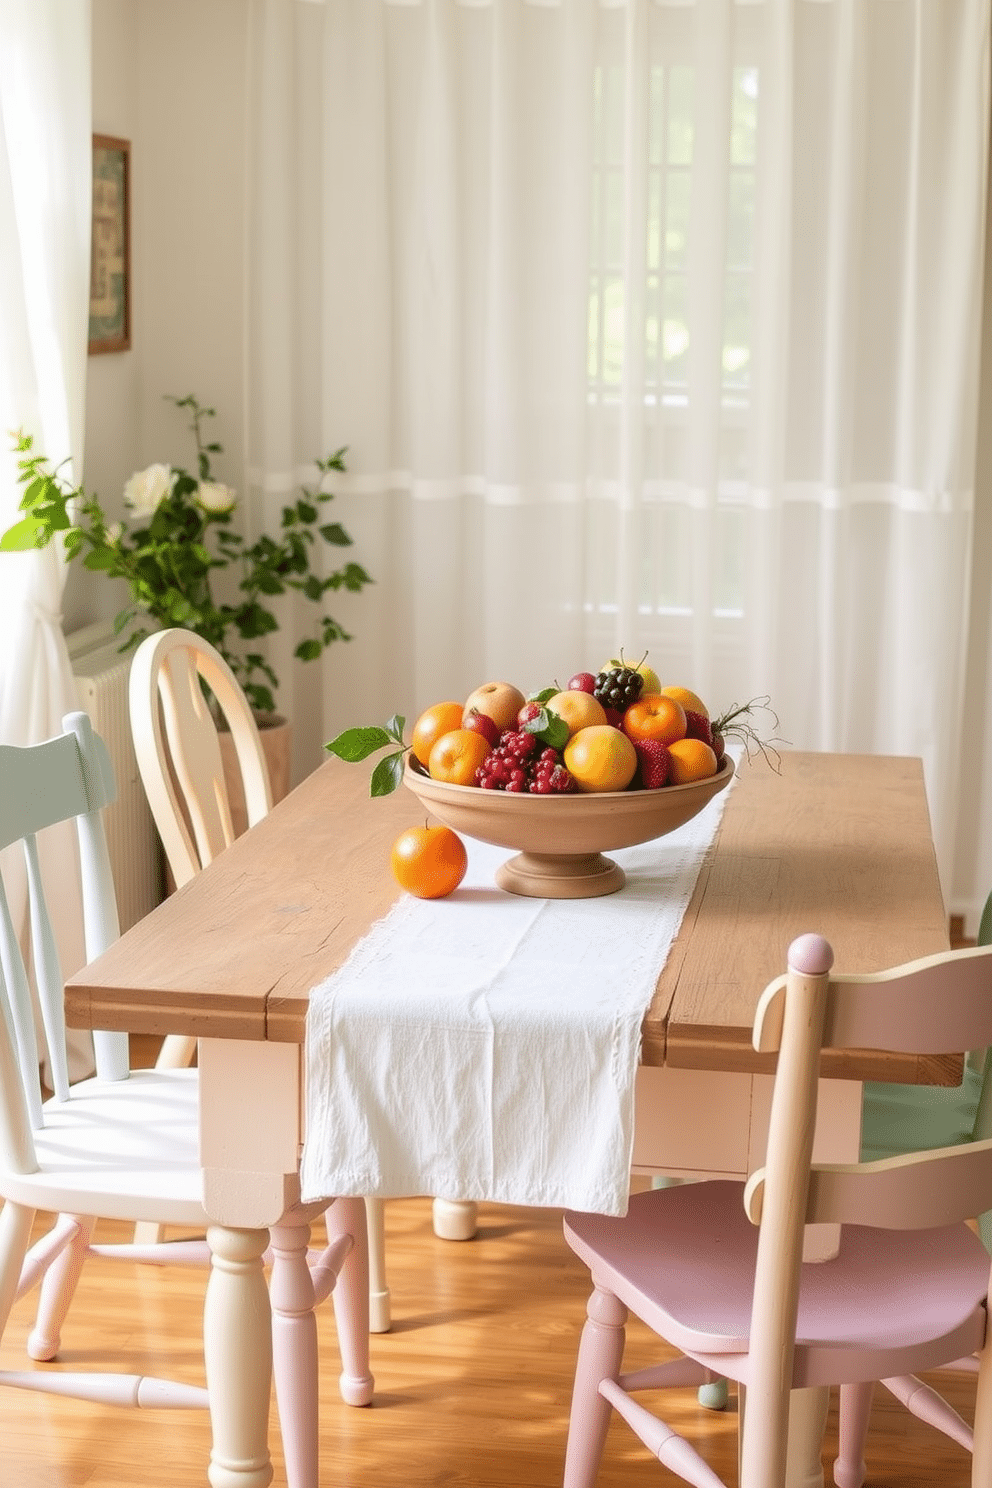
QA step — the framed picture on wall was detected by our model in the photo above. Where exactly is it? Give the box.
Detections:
[88,134,131,354]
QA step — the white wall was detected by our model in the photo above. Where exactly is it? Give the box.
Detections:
[72,0,249,636]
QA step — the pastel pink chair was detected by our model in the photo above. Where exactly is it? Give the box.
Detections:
[562,933,992,1488]
[10,712,371,1488]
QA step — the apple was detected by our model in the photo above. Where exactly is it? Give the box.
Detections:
[546,689,608,736]
[463,681,526,733]
[567,671,597,695]
[601,656,662,695]
[463,707,501,747]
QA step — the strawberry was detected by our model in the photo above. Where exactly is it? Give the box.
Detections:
[632,739,671,790]
[684,710,713,747]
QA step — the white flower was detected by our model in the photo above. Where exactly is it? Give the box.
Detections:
[123,463,173,516]
[196,480,236,514]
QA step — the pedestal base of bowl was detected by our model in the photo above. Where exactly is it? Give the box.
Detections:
[495,850,625,899]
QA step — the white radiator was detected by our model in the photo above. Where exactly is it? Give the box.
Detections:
[68,623,162,933]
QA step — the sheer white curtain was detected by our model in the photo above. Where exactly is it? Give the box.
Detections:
[0,0,93,1059]
[247,0,990,911]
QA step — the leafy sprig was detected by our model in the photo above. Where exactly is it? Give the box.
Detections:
[2,396,373,716]
[325,715,408,797]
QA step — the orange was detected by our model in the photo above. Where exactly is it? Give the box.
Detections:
[427,728,492,786]
[563,725,638,793]
[660,685,709,720]
[667,737,718,784]
[391,824,468,898]
[411,701,466,767]
[545,689,608,736]
[622,694,687,747]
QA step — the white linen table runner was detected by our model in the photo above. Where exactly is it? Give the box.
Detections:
[302,768,738,1217]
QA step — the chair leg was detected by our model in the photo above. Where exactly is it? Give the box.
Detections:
[972,1352,992,1484]
[0,1202,36,1342]
[563,1284,628,1488]
[363,1197,391,1332]
[834,1383,874,1488]
[27,1212,96,1360]
[325,1196,374,1407]
[269,1210,320,1488]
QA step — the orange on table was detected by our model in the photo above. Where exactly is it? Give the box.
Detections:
[659,685,709,720]
[427,728,492,786]
[622,694,687,747]
[411,701,466,766]
[667,737,718,784]
[391,824,468,899]
[564,725,638,793]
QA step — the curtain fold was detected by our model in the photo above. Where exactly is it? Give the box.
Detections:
[247,0,991,916]
[0,0,94,1071]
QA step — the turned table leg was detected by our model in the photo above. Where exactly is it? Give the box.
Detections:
[204,1224,274,1488]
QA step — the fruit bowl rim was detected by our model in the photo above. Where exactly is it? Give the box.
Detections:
[404,750,735,803]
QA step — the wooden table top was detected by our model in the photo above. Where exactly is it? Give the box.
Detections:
[65,749,954,1083]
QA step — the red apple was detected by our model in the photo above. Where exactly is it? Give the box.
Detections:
[567,672,597,695]
[462,708,501,747]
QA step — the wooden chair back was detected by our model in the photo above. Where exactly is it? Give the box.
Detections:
[128,628,272,890]
[741,934,992,1485]
[0,712,126,1163]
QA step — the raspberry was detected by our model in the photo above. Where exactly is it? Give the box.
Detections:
[632,739,671,790]
[594,666,644,712]
[475,736,575,793]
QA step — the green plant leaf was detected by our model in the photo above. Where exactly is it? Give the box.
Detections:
[319,522,352,546]
[370,750,406,797]
[0,516,44,551]
[324,726,397,762]
[384,713,406,742]
[295,638,322,662]
[522,707,571,751]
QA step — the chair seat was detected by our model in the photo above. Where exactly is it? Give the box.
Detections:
[565,1182,990,1389]
[2,1068,204,1224]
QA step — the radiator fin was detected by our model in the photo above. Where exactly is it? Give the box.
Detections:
[69,630,162,933]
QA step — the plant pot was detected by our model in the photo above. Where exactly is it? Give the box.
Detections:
[219,714,292,840]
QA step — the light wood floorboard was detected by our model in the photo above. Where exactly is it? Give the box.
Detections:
[0,1190,978,1488]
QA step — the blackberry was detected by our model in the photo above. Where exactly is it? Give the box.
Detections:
[593,666,644,712]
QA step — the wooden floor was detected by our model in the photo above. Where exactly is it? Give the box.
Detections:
[0,1190,979,1488]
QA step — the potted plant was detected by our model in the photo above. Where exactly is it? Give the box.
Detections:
[3,395,372,816]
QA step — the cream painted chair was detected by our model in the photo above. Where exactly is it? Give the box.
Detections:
[127,627,391,1332]
[5,712,371,1488]
[562,933,992,1488]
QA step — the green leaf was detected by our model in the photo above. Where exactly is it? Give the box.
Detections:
[0,516,45,551]
[370,750,406,797]
[529,686,558,704]
[82,546,118,571]
[384,713,406,742]
[295,639,322,662]
[319,522,352,546]
[324,726,396,762]
[302,574,324,602]
[522,707,570,751]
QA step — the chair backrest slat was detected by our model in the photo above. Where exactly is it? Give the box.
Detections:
[0,874,43,1132]
[128,629,272,889]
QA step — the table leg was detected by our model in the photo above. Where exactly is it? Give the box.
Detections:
[204,1224,273,1488]
[432,1198,478,1240]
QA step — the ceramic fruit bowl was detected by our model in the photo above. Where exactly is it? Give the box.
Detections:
[403,753,735,899]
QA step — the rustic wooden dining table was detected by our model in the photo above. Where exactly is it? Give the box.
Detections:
[65,747,953,1488]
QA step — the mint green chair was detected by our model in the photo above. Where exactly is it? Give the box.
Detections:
[859,890,992,1253]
